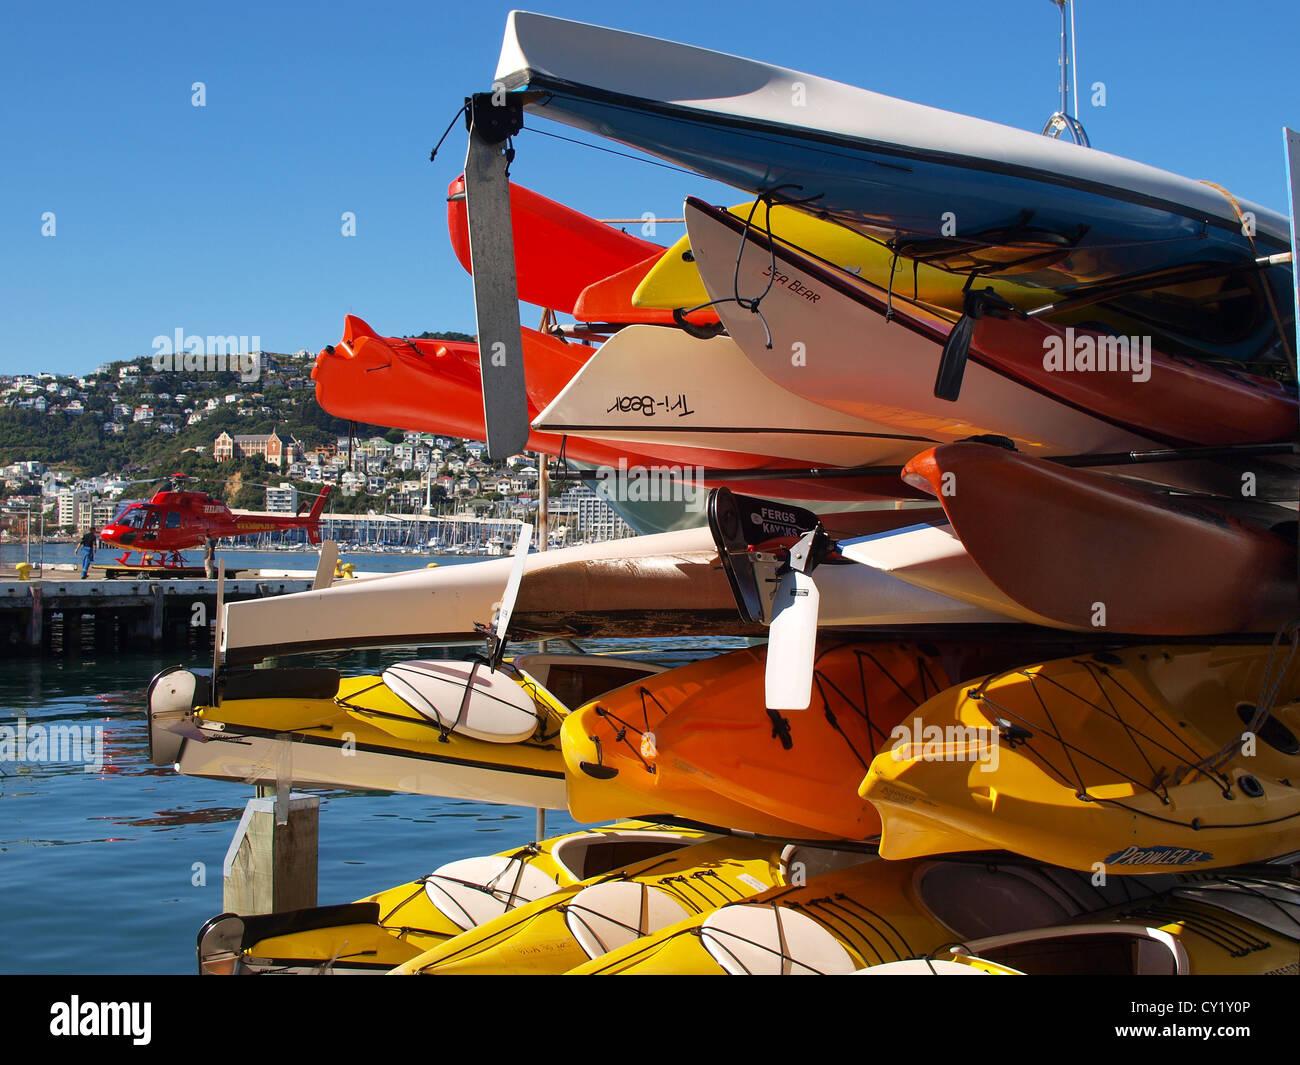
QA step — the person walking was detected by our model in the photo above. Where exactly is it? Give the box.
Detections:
[203,536,216,579]
[77,529,96,579]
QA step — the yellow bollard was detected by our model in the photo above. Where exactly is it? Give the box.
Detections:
[340,562,355,579]
[15,562,32,581]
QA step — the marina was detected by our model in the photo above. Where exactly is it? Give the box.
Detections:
[3,1,1300,1018]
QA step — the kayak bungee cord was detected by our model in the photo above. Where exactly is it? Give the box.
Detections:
[964,657,1300,833]
[1178,875,1300,937]
[521,120,702,178]
[558,870,752,955]
[587,686,671,774]
[669,185,826,348]
[972,659,1234,802]
[1197,622,1300,777]
[333,667,562,745]
[1119,899,1271,956]
[808,645,941,770]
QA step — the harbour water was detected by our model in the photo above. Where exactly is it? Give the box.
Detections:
[0,548,747,974]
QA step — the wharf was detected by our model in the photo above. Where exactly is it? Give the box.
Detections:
[0,567,312,656]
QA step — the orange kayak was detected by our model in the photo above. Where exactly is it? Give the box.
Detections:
[447,175,661,316]
[563,640,951,839]
[572,254,721,328]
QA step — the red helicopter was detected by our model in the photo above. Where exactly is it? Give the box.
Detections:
[99,477,332,568]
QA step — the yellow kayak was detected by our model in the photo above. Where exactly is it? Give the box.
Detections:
[390,838,868,975]
[861,643,1300,874]
[154,654,665,809]
[197,820,710,973]
[570,855,1300,975]
[631,200,1042,316]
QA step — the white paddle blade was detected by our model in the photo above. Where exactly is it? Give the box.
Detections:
[313,540,339,590]
[493,522,534,643]
[765,568,819,710]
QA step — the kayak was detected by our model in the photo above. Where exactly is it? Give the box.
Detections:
[446,174,662,315]
[390,836,865,974]
[894,442,1297,634]
[685,198,1297,456]
[684,198,1157,456]
[148,654,666,808]
[633,200,1043,317]
[493,12,1293,364]
[861,643,1300,873]
[569,856,1300,975]
[572,253,721,328]
[312,314,595,441]
[562,640,953,838]
[840,521,1076,630]
[219,527,1009,665]
[532,323,943,471]
[314,316,937,507]
[644,641,951,838]
[642,200,1300,400]
[196,820,710,973]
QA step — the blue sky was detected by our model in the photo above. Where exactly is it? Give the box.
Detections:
[2,0,1297,376]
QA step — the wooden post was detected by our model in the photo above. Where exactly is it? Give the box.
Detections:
[222,793,320,915]
[537,453,549,553]
[536,455,550,655]
[149,584,164,647]
[27,586,42,649]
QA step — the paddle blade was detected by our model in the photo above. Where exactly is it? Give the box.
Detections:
[934,314,973,401]
[464,99,529,459]
[492,523,533,646]
[765,569,819,710]
[313,541,339,590]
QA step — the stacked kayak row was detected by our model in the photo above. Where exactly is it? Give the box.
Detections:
[160,11,1300,976]
[159,632,1300,974]
[195,816,1300,976]
[156,638,1300,877]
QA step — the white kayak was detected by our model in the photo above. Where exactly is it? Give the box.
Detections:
[221,528,1010,663]
[683,197,1158,458]
[532,324,933,468]
[493,11,1290,306]
[839,523,1076,630]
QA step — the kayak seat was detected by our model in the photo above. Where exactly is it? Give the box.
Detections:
[551,832,695,881]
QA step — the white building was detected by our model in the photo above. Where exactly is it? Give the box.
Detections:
[57,489,87,528]
[265,482,299,514]
[555,483,632,543]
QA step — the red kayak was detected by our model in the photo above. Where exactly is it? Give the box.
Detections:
[311,318,932,525]
[969,313,1297,448]
[901,441,1296,634]
[446,175,662,316]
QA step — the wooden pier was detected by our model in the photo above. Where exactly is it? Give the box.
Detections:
[0,571,313,657]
